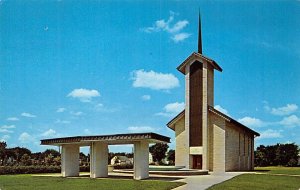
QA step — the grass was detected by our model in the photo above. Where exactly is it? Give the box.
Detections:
[255,166,300,175]
[208,167,300,190]
[0,174,185,190]
[208,174,300,190]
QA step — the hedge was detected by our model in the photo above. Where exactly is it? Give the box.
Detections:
[113,164,133,169]
[0,166,90,175]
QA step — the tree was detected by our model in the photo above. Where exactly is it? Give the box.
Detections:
[20,154,32,166]
[9,147,31,162]
[255,143,299,167]
[125,153,133,158]
[0,141,7,156]
[167,149,175,165]
[43,149,60,158]
[149,143,169,164]
[79,152,89,166]
[0,141,7,151]
[53,156,61,166]
[275,143,299,166]
[0,141,7,165]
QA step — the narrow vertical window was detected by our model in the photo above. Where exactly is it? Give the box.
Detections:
[239,133,241,156]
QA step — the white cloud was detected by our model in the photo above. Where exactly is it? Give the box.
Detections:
[41,129,57,137]
[238,117,265,128]
[96,103,103,107]
[0,135,10,142]
[156,102,185,117]
[168,20,189,33]
[18,132,34,143]
[0,129,13,133]
[171,33,191,43]
[7,117,19,121]
[214,105,230,116]
[258,129,282,139]
[0,125,15,133]
[1,125,15,129]
[141,95,151,101]
[131,70,179,90]
[21,112,36,118]
[164,102,185,113]
[127,126,155,133]
[142,11,175,33]
[67,88,100,102]
[56,107,66,113]
[84,129,92,135]
[141,11,191,43]
[71,111,83,116]
[270,104,298,116]
[55,119,71,124]
[94,103,118,113]
[279,115,300,128]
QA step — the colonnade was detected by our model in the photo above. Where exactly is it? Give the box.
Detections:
[60,141,149,180]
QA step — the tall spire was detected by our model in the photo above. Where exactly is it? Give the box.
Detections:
[198,10,202,54]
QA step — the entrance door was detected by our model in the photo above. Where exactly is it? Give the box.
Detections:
[192,155,202,169]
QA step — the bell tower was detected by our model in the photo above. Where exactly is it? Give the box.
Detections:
[176,13,222,170]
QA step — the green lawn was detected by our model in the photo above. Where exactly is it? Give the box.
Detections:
[255,166,300,175]
[0,175,185,190]
[208,167,300,190]
[208,174,300,190]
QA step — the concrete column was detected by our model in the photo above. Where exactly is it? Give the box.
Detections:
[213,123,225,173]
[184,63,191,169]
[90,142,108,178]
[61,144,80,177]
[133,141,149,180]
[202,62,209,170]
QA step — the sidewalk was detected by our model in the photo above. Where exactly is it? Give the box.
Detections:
[173,172,245,190]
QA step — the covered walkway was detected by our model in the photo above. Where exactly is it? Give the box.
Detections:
[41,132,170,180]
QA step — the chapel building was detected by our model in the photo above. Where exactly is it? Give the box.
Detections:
[167,15,260,172]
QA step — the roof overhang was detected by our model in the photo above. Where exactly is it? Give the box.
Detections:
[41,132,170,146]
[166,107,260,137]
[166,110,185,131]
[208,106,260,137]
[177,52,222,74]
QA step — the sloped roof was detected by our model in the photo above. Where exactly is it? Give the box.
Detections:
[166,107,260,137]
[114,156,130,161]
[208,106,260,136]
[166,110,185,130]
[177,52,222,74]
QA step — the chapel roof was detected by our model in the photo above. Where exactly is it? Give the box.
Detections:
[167,107,260,137]
[177,52,223,74]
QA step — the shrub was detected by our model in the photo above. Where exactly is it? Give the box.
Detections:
[113,163,133,169]
[287,159,298,167]
[0,166,90,175]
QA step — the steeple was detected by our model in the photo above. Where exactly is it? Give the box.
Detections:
[198,11,202,54]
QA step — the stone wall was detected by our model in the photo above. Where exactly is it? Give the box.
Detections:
[225,122,254,171]
[208,113,226,172]
[175,116,189,167]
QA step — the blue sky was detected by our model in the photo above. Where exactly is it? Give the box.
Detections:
[1,0,300,153]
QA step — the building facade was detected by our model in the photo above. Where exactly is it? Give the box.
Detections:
[167,17,260,172]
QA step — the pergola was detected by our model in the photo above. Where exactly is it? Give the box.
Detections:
[40,132,170,180]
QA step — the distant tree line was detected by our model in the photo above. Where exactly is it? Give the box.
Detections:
[0,141,175,167]
[0,141,60,166]
[255,143,299,167]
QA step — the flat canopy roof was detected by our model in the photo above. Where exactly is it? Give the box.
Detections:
[41,132,170,146]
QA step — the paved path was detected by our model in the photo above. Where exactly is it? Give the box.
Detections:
[173,172,245,190]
